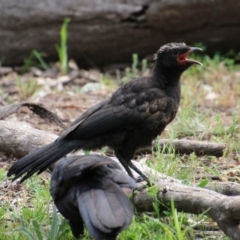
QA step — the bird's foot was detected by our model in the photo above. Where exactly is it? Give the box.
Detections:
[133,182,149,193]
[134,175,153,187]
[128,161,152,186]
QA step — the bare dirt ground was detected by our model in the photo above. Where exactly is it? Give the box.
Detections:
[0,64,115,168]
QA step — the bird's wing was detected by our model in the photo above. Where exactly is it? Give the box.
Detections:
[50,155,110,196]
[50,155,125,194]
[50,173,85,239]
[59,86,172,141]
[62,155,114,182]
[58,100,124,140]
[69,99,109,127]
[112,87,175,130]
[50,157,66,200]
[110,168,136,190]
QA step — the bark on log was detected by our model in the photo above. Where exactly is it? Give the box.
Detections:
[0,0,240,67]
[1,119,240,239]
[204,182,240,196]
[138,139,227,157]
[0,120,57,158]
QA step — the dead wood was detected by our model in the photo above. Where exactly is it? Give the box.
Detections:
[204,182,240,196]
[133,182,240,240]
[0,103,66,129]
[1,1,240,67]
[0,119,239,239]
[137,139,227,157]
[0,120,57,157]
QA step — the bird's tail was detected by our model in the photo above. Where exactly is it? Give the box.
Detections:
[77,180,133,240]
[7,140,81,182]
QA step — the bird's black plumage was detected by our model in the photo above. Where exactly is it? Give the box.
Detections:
[7,42,202,182]
[50,155,136,240]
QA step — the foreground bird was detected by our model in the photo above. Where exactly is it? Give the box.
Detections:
[8,42,202,183]
[50,155,136,240]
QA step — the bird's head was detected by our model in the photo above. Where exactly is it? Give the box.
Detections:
[154,42,202,71]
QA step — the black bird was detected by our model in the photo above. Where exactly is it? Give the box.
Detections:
[7,42,202,183]
[50,155,136,240]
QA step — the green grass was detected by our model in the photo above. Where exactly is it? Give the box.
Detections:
[2,47,239,239]
[23,18,71,74]
[121,53,148,83]
[56,18,71,74]
[120,198,196,240]
[0,175,73,240]
[24,50,49,71]
[17,77,41,100]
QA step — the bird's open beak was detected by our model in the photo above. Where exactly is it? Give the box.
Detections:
[178,47,203,66]
[189,47,202,52]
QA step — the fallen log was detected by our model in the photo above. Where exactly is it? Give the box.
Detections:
[137,139,227,157]
[0,120,57,158]
[204,182,240,196]
[133,182,240,240]
[1,0,240,66]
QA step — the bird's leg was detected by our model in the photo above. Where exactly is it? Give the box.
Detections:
[122,162,134,178]
[115,151,152,186]
[128,161,152,186]
[115,152,133,178]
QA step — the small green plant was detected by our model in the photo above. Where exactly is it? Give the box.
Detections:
[171,199,188,240]
[0,169,6,181]
[121,53,147,83]
[212,112,240,137]
[17,77,41,99]
[18,205,68,240]
[148,185,161,218]
[197,179,209,188]
[0,57,5,65]
[56,18,71,74]
[24,50,49,71]
[149,199,188,240]
[100,75,117,91]
[169,106,210,140]
[149,142,179,178]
